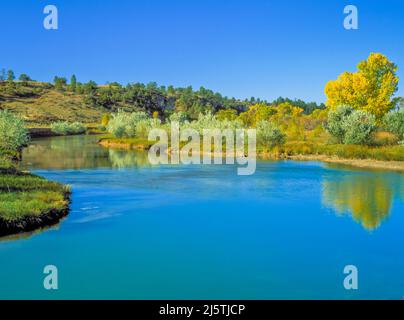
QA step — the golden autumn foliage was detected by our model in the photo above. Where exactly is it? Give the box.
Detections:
[216,109,238,121]
[238,103,277,127]
[325,53,399,119]
[322,175,395,231]
[237,102,328,141]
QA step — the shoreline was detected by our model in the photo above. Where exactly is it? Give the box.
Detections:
[98,138,153,150]
[98,138,404,172]
[0,167,72,237]
[0,197,71,237]
[28,126,99,138]
[287,154,404,172]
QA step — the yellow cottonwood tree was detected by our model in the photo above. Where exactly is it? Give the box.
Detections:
[238,103,277,127]
[325,53,399,119]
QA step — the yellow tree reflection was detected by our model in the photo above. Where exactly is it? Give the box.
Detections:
[322,175,394,231]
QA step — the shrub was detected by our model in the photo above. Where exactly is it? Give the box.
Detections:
[383,109,404,144]
[107,111,151,138]
[342,110,377,145]
[324,106,354,143]
[51,122,70,135]
[373,131,399,146]
[256,120,286,148]
[169,112,188,125]
[325,106,376,145]
[0,110,30,152]
[135,118,162,138]
[69,122,86,134]
[51,121,86,135]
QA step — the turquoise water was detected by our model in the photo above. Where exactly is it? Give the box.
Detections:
[1,135,403,299]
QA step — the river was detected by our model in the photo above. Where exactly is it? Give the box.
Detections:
[0,135,403,299]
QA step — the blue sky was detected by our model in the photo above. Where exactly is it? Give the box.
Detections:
[1,0,403,102]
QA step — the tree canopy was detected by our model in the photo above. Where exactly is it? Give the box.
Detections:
[325,53,399,119]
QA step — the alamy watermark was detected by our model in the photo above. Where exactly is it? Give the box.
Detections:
[148,122,257,176]
[344,5,359,30]
[343,265,358,290]
[43,5,58,30]
[43,265,58,290]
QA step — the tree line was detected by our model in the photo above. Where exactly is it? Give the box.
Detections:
[0,69,325,119]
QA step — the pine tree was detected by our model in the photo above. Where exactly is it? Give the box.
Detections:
[70,74,77,92]
[7,69,15,81]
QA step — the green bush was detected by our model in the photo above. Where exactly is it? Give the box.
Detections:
[69,122,86,134]
[107,111,163,138]
[182,112,243,134]
[383,109,404,144]
[0,110,30,152]
[51,121,86,135]
[324,106,354,143]
[256,120,286,148]
[325,106,376,145]
[342,110,377,145]
[51,122,70,135]
[169,112,188,124]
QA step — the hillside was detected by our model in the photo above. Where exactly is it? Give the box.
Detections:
[0,81,107,126]
[0,78,327,127]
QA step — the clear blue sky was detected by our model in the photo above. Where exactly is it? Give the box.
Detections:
[1,0,403,103]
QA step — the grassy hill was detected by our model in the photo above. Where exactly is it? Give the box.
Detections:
[0,81,107,126]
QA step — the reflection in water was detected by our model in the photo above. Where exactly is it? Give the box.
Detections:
[22,135,151,170]
[322,169,404,231]
[0,219,64,242]
[108,149,150,169]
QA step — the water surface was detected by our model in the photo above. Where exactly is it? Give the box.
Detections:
[0,135,403,299]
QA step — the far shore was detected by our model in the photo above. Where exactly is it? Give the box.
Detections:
[27,126,99,138]
[287,155,404,172]
[98,137,404,172]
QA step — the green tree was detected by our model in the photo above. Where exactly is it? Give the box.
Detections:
[18,74,31,81]
[325,106,376,145]
[383,109,404,143]
[70,74,77,92]
[256,120,286,148]
[324,106,354,143]
[7,69,15,81]
[53,76,67,91]
[342,111,377,145]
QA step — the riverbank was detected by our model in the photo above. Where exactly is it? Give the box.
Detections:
[0,157,71,237]
[28,125,99,138]
[99,137,154,150]
[98,137,404,171]
[288,155,404,171]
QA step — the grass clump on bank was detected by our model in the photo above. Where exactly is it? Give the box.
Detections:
[0,161,71,229]
[277,141,404,161]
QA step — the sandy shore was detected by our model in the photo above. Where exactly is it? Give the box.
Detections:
[289,154,404,172]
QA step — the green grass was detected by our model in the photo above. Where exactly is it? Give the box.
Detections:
[0,162,70,221]
[0,155,15,173]
[0,191,68,221]
[99,136,155,150]
[278,141,404,161]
